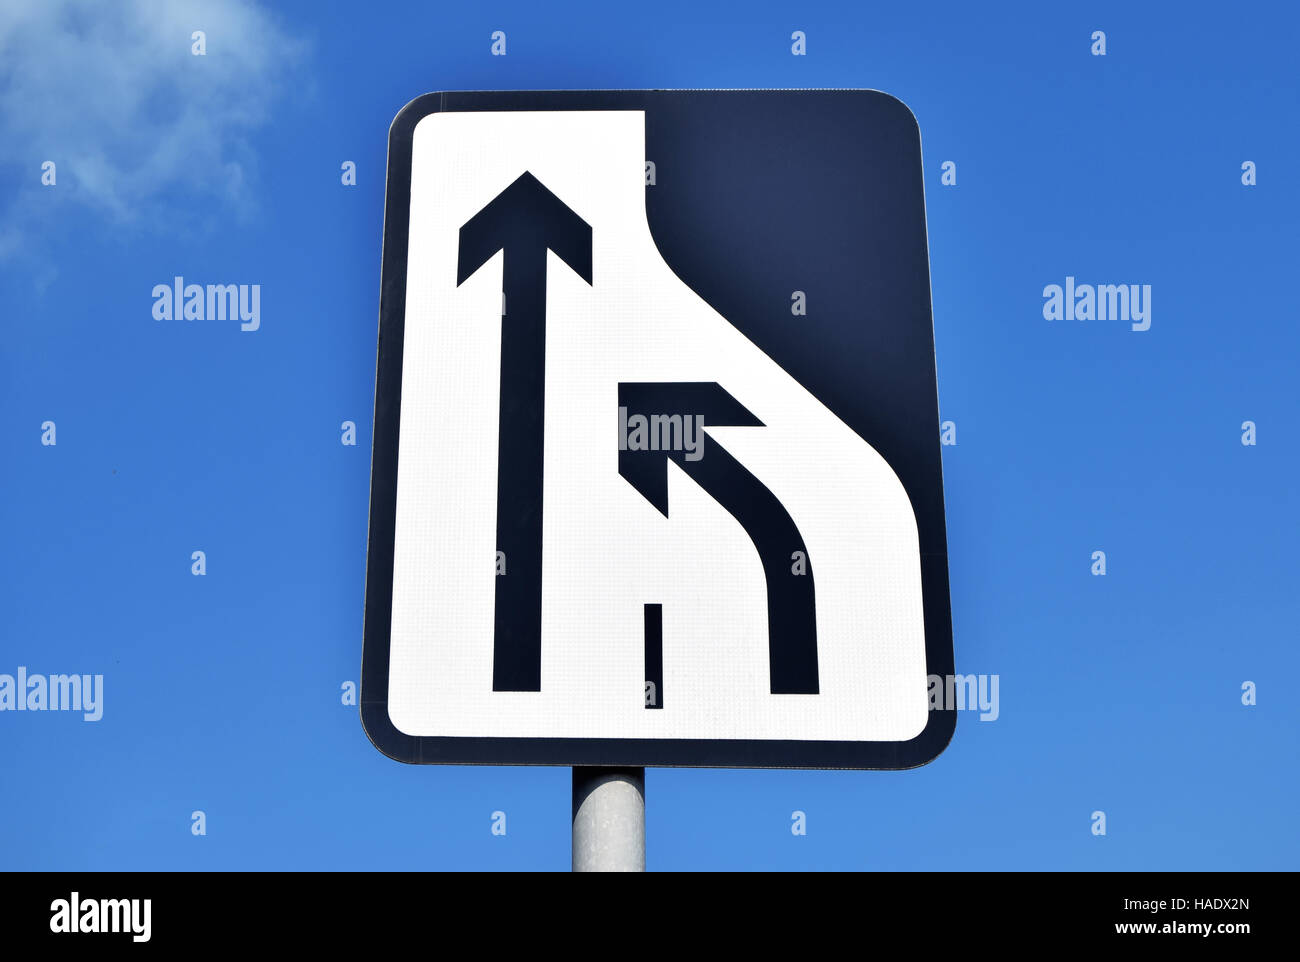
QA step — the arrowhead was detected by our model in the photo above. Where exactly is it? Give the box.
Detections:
[617,382,764,517]
[456,171,593,286]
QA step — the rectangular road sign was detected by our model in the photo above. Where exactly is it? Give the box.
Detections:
[361,90,955,768]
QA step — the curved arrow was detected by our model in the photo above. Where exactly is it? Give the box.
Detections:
[458,172,593,692]
[618,382,820,695]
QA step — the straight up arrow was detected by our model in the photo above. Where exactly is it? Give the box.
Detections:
[457,172,593,692]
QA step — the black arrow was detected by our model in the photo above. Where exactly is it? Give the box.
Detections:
[458,172,593,692]
[618,382,820,695]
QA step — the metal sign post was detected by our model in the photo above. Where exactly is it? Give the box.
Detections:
[572,768,645,872]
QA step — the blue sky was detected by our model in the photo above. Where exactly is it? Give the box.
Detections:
[2,0,1296,870]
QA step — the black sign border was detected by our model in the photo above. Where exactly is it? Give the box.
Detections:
[361,90,956,769]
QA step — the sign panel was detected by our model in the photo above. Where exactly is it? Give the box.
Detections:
[362,90,955,767]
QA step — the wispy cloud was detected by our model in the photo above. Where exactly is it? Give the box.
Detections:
[0,0,305,260]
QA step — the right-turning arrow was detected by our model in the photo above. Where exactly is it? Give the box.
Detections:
[618,382,820,695]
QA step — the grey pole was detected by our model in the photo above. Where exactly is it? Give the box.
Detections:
[572,767,645,872]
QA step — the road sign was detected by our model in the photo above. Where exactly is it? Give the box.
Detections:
[362,90,955,768]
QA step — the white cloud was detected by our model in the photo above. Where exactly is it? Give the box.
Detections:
[0,0,304,239]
